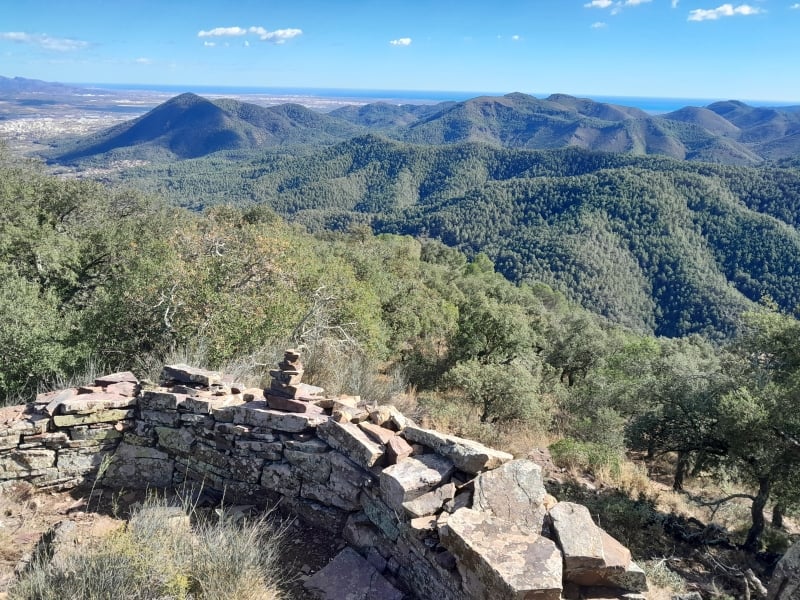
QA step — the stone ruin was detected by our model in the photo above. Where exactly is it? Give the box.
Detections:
[0,350,650,600]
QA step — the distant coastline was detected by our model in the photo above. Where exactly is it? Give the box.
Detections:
[75,83,798,115]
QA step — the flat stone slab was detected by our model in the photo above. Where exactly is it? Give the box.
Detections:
[473,459,547,532]
[403,425,512,474]
[56,392,138,415]
[161,364,222,387]
[385,435,413,464]
[304,547,403,600]
[549,502,605,573]
[265,394,325,414]
[359,421,396,445]
[233,402,328,432]
[439,507,562,600]
[53,408,134,427]
[317,419,384,469]
[403,481,456,518]
[380,453,454,511]
[94,371,139,386]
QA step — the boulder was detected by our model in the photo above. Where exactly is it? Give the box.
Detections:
[768,540,800,600]
[403,425,512,474]
[304,547,403,600]
[473,459,548,532]
[439,507,562,600]
[549,502,605,573]
[380,453,455,511]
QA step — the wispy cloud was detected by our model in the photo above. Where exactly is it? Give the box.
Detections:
[591,21,608,28]
[389,37,412,46]
[791,3,800,8]
[584,0,651,13]
[0,31,89,52]
[688,3,763,21]
[203,41,216,47]
[134,57,152,64]
[672,0,680,7]
[197,25,302,44]
[511,34,521,41]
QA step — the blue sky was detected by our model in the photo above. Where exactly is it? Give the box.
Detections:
[1,0,798,102]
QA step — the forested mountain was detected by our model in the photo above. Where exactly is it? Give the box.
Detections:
[49,92,800,165]
[51,93,363,161]
[113,136,800,338]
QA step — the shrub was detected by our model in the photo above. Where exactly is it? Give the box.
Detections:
[10,496,286,600]
[549,437,622,476]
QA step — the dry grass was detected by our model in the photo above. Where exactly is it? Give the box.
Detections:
[9,494,288,600]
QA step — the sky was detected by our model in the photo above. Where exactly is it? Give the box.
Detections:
[1,0,798,102]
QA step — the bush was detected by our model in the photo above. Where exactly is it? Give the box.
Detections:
[549,437,622,476]
[10,496,286,600]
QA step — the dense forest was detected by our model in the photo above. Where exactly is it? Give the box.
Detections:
[2,149,800,554]
[106,137,800,338]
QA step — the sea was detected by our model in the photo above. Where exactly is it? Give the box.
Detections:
[85,83,798,114]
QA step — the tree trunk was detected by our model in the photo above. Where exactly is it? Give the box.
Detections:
[772,503,784,529]
[673,450,690,491]
[744,476,771,552]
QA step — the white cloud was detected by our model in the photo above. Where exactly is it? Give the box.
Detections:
[134,57,152,64]
[791,3,800,8]
[688,3,763,21]
[591,21,608,27]
[511,34,521,41]
[584,0,651,13]
[203,41,216,47]
[584,0,613,7]
[244,40,250,47]
[389,37,412,46]
[197,26,302,44]
[0,31,89,52]
[624,0,651,5]
[198,26,248,38]
[672,0,680,7]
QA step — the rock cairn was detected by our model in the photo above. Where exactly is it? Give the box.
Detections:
[264,349,325,414]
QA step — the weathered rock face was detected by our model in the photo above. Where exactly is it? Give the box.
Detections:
[439,508,563,600]
[380,453,455,511]
[768,540,800,600]
[473,459,548,532]
[0,355,649,600]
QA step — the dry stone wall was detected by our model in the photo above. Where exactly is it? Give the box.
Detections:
[0,354,649,600]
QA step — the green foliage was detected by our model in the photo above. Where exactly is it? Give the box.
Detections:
[549,438,622,476]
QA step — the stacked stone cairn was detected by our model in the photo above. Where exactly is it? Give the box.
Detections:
[0,351,651,600]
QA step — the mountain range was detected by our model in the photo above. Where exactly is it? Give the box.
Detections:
[48,91,800,165]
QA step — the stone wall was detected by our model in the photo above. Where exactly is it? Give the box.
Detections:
[0,357,648,600]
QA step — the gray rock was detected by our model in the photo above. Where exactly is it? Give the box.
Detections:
[380,453,455,511]
[768,540,800,600]
[403,425,513,474]
[161,364,222,386]
[234,402,328,432]
[285,448,331,484]
[260,462,301,497]
[361,489,401,541]
[473,459,547,532]
[317,419,385,469]
[304,547,403,600]
[94,371,139,386]
[549,502,605,573]
[402,482,457,518]
[103,442,173,487]
[439,507,562,600]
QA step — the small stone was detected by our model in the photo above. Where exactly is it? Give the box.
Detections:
[385,435,413,464]
[265,394,325,414]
